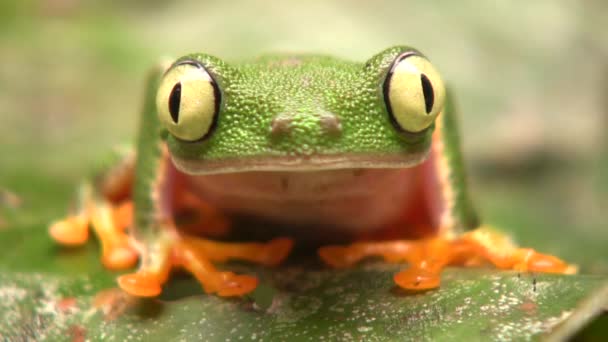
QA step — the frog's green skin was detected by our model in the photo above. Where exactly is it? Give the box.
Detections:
[169,51,429,163]
[167,48,459,171]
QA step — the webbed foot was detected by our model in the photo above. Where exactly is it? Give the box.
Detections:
[319,226,576,291]
[49,184,137,270]
[118,234,293,297]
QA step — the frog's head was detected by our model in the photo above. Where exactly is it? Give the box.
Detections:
[155,46,446,174]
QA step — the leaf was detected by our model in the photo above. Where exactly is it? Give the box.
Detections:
[88,268,608,341]
[0,220,606,341]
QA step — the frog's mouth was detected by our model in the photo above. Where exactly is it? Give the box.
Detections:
[170,150,430,175]
[170,146,449,239]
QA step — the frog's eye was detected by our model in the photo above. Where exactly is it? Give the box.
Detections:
[383,52,446,133]
[156,60,220,142]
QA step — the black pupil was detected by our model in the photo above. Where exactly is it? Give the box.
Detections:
[420,74,434,114]
[169,82,182,124]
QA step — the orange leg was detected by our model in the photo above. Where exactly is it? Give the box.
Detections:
[117,234,173,298]
[49,184,138,270]
[172,239,258,297]
[50,185,93,246]
[118,231,293,298]
[319,226,576,291]
[112,202,133,232]
[184,237,293,266]
[89,201,138,270]
[51,184,293,297]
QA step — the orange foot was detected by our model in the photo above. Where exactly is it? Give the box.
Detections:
[118,236,294,298]
[319,226,576,291]
[49,184,137,270]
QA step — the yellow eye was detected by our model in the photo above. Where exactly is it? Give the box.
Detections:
[156,60,220,141]
[383,52,445,133]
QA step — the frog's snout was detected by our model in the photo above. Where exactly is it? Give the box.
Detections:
[269,112,342,137]
[270,114,293,136]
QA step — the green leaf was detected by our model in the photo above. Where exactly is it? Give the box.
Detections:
[0,248,606,341]
[0,210,606,340]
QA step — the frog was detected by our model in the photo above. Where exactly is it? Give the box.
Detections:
[49,46,575,298]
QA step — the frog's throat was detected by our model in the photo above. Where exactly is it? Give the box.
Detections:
[170,150,430,175]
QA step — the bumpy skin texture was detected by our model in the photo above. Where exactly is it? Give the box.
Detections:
[169,47,431,161]
[49,46,575,298]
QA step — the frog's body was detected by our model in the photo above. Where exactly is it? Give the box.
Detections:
[50,46,574,297]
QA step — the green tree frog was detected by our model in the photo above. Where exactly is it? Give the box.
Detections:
[50,46,575,297]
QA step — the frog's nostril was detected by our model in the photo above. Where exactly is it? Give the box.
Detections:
[270,114,293,136]
[319,112,342,135]
[270,112,341,138]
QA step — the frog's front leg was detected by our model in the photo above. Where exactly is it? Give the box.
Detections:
[117,147,293,297]
[119,232,293,297]
[116,63,292,297]
[319,94,575,291]
[49,152,138,270]
[320,228,575,290]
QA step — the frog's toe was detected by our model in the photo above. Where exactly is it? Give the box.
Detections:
[214,272,259,297]
[171,237,264,296]
[526,252,577,274]
[117,272,163,298]
[258,237,294,266]
[462,226,577,275]
[102,244,138,270]
[49,216,89,246]
[394,267,441,291]
[509,249,577,274]
[318,245,360,268]
[316,238,467,292]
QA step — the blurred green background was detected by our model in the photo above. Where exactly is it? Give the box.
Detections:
[1,0,607,272]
